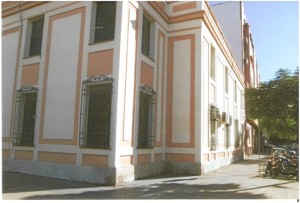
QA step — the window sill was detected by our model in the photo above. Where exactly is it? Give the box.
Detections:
[23,54,41,59]
[88,39,114,46]
[80,146,111,150]
[136,146,154,150]
[141,52,155,62]
[13,145,35,148]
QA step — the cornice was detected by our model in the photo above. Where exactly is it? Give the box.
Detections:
[2,1,48,18]
[149,1,245,86]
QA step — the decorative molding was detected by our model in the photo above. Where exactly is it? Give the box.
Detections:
[17,85,38,93]
[140,84,156,94]
[83,75,114,85]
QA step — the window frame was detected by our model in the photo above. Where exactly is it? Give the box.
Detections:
[210,45,216,80]
[234,119,240,148]
[209,105,220,151]
[79,75,113,149]
[141,13,155,60]
[225,116,232,149]
[24,15,44,58]
[13,85,38,147]
[90,1,116,44]
[225,66,229,94]
[137,85,156,149]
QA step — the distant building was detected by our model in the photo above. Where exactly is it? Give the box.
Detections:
[211,1,260,156]
[2,1,245,185]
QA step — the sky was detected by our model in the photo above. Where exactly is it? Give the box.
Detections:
[210,1,299,82]
[243,1,299,82]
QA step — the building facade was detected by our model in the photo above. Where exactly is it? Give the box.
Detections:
[2,1,245,185]
[211,1,260,156]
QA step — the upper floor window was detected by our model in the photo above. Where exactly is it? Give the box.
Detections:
[225,66,229,94]
[210,45,216,79]
[137,85,155,148]
[13,86,38,146]
[79,76,113,149]
[90,2,116,44]
[234,80,237,103]
[141,14,155,59]
[25,16,44,57]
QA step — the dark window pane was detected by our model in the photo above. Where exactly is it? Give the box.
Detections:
[94,2,116,42]
[29,17,44,56]
[81,83,112,149]
[138,91,155,148]
[20,93,37,146]
[142,16,150,56]
[13,91,37,146]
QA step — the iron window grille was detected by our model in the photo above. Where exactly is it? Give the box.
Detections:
[210,105,220,150]
[94,2,116,43]
[225,125,231,149]
[13,86,38,146]
[234,119,240,148]
[225,115,232,149]
[141,15,151,57]
[29,16,44,57]
[137,85,156,148]
[79,75,113,149]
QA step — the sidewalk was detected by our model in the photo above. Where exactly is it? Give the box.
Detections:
[2,154,299,200]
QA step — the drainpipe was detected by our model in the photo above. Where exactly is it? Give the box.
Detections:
[11,1,24,157]
[18,1,24,40]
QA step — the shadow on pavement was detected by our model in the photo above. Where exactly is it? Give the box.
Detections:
[2,171,101,193]
[21,182,269,199]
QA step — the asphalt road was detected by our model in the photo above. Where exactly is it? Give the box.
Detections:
[2,154,299,200]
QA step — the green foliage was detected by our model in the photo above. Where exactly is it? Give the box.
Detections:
[245,68,299,142]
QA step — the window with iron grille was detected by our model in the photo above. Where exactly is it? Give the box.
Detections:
[210,105,219,150]
[225,124,231,149]
[27,16,44,57]
[79,76,113,149]
[13,86,38,146]
[93,2,116,43]
[234,119,240,148]
[137,85,155,148]
[210,120,217,150]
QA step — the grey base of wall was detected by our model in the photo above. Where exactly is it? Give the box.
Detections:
[3,156,242,185]
[3,159,115,185]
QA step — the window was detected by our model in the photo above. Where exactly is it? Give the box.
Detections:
[141,14,155,59]
[91,2,116,43]
[225,116,232,149]
[142,16,151,56]
[13,86,38,146]
[225,66,229,93]
[137,85,155,148]
[25,16,44,57]
[79,76,113,149]
[234,119,240,148]
[210,105,220,150]
[210,46,216,79]
[234,80,237,103]
[209,83,215,104]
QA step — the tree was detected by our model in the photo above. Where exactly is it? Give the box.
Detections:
[245,68,299,143]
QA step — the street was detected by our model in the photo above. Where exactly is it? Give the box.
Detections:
[2,154,299,200]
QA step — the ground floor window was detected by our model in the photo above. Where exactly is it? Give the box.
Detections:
[234,119,240,148]
[225,123,231,149]
[137,85,155,148]
[79,76,113,149]
[210,105,220,150]
[13,86,38,146]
